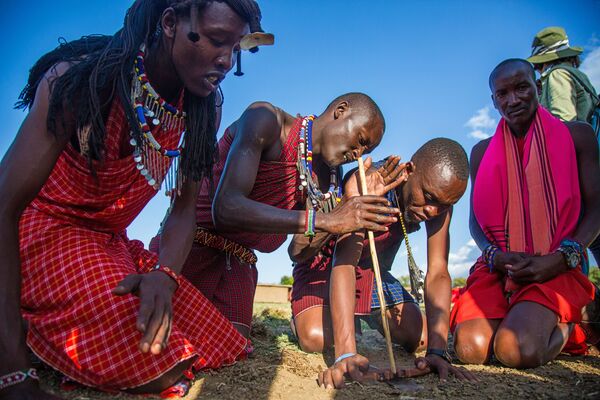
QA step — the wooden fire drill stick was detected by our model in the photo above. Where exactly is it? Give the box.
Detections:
[357,157,397,375]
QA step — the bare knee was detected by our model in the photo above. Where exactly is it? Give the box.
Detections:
[386,303,424,353]
[453,320,496,364]
[494,328,545,368]
[297,326,328,353]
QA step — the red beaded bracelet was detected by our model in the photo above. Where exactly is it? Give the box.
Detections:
[151,264,181,290]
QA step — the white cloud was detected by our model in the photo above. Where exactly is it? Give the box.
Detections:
[447,239,479,277]
[465,106,496,140]
[468,129,492,140]
[580,47,600,93]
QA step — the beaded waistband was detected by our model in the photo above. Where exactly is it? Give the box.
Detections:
[194,228,257,265]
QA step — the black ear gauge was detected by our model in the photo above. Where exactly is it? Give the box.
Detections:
[187,31,200,42]
[187,3,200,43]
[234,51,244,76]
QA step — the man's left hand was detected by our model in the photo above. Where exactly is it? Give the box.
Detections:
[344,156,412,198]
[505,252,567,284]
[397,354,478,382]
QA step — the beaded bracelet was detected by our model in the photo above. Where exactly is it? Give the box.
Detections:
[483,244,500,272]
[304,208,315,237]
[334,352,356,364]
[560,238,589,274]
[0,368,38,390]
[151,264,181,290]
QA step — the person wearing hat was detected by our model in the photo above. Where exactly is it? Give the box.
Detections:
[527,26,598,125]
[528,26,600,271]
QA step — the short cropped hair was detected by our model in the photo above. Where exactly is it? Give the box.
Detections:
[411,138,469,181]
[489,58,536,91]
[324,92,385,132]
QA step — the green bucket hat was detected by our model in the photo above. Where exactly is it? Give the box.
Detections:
[527,26,583,64]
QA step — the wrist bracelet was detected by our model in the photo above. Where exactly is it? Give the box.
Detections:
[426,348,452,364]
[151,264,180,290]
[304,208,315,237]
[334,352,356,364]
[483,244,500,273]
[0,368,38,390]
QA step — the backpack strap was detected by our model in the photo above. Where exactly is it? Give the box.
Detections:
[550,66,599,104]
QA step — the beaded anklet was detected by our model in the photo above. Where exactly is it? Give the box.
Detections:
[0,368,38,390]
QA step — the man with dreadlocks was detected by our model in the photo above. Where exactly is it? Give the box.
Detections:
[289,139,477,388]
[0,0,270,398]
[151,92,404,337]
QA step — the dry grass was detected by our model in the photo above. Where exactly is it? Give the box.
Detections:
[38,303,600,399]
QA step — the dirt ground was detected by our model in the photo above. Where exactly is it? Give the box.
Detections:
[38,303,600,400]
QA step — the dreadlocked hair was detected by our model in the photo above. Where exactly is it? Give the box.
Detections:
[15,0,263,183]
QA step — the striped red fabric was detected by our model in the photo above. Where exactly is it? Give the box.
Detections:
[151,117,304,328]
[292,220,419,316]
[19,97,247,390]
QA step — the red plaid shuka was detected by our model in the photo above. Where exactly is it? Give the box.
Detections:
[19,96,247,391]
[151,117,303,329]
[195,116,304,252]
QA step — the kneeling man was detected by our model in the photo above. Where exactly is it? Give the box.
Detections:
[451,59,600,368]
[291,138,475,387]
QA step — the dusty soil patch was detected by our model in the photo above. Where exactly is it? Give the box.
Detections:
[37,303,600,399]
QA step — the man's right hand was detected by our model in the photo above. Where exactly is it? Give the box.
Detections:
[318,354,389,389]
[112,271,177,355]
[321,195,398,234]
[0,380,62,400]
[492,251,527,274]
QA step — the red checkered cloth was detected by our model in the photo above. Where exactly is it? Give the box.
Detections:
[151,116,304,328]
[291,221,420,316]
[19,97,247,391]
[194,116,304,252]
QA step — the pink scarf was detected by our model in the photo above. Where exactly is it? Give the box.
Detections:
[473,106,580,288]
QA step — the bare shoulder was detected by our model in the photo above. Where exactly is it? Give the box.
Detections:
[236,101,282,146]
[564,121,597,154]
[469,137,492,178]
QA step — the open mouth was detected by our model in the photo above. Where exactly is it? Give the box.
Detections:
[204,74,224,91]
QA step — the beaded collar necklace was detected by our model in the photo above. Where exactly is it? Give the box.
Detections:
[393,189,425,302]
[297,115,342,213]
[129,43,185,195]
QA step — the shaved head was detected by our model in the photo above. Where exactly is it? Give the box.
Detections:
[489,58,536,91]
[411,138,469,181]
[323,92,385,132]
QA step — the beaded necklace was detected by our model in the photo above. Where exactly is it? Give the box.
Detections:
[297,115,342,213]
[129,43,186,195]
[393,190,425,303]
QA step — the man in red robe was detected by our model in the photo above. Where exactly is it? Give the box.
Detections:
[0,1,270,398]
[451,59,600,367]
[152,92,404,337]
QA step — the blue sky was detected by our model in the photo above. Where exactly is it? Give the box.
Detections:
[2,1,599,283]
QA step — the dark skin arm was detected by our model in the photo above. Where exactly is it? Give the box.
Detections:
[318,231,389,389]
[507,121,600,283]
[112,178,200,355]
[399,210,476,381]
[319,161,412,388]
[212,103,398,236]
[0,66,69,399]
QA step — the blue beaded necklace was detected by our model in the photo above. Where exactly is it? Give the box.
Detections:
[129,44,186,196]
[297,115,342,212]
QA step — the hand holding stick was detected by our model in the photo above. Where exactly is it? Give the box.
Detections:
[357,157,397,375]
